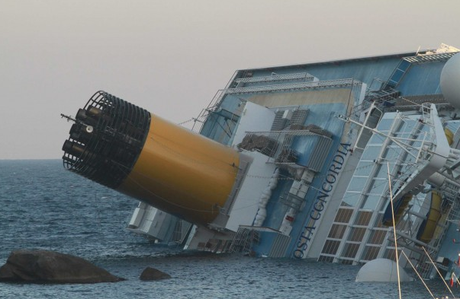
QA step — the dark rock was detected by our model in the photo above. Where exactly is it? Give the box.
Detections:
[0,249,124,284]
[140,266,171,281]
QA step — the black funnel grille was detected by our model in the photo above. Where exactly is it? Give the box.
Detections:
[62,91,151,188]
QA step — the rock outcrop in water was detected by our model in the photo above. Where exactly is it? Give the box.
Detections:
[0,250,124,284]
[140,266,171,281]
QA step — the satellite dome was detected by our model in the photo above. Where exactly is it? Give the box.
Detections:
[355,258,413,282]
[441,53,460,109]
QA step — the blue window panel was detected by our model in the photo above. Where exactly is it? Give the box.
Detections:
[342,192,361,207]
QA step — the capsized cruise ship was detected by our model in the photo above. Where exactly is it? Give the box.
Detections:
[62,44,460,280]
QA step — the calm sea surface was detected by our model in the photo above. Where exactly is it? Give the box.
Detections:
[0,160,458,299]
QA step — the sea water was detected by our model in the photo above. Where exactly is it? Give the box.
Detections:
[0,160,458,299]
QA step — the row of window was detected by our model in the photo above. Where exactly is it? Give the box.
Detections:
[319,113,433,263]
[320,245,398,264]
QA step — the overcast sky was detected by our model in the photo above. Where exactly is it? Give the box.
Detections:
[1,0,460,159]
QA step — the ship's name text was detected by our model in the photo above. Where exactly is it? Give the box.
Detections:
[294,142,350,259]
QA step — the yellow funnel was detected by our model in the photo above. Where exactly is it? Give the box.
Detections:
[62,91,241,226]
